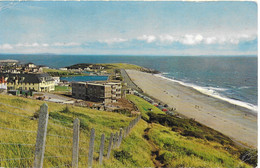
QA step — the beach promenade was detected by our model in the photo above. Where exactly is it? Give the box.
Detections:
[126,70,257,148]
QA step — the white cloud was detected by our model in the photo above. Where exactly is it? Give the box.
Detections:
[100,38,128,44]
[136,33,257,46]
[181,34,203,45]
[15,43,49,47]
[42,43,49,47]
[159,34,176,43]
[204,37,217,44]
[0,44,13,50]
[53,42,80,47]
[137,35,156,43]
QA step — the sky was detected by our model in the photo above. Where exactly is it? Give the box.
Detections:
[0,1,257,56]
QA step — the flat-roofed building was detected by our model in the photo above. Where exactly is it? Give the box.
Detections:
[72,81,121,104]
[72,82,87,100]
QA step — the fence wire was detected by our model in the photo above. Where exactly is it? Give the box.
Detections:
[44,155,71,159]
[0,109,32,119]
[0,157,34,161]
[49,117,73,126]
[0,102,35,114]
[0,142,35,146]
[47,133,73,140]
[0,126,37,134]
[49,122,73,131]
[50,164,71,168]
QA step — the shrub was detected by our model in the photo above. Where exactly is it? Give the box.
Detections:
[114,150,137,166]
[32,108,40,119]
[159,151,175,165]
[61,106,70,114]
[181,130,205,139]
[239,148,258,167]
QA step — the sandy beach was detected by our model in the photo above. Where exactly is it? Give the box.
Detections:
[126,70,257,148]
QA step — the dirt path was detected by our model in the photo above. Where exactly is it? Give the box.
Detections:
[143,124,164,168]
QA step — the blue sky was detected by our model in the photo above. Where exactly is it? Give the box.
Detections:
[0,1,257,56]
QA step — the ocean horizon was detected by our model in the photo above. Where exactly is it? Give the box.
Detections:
[0,54,257,112]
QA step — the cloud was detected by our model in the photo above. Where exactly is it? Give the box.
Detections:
[181,34,203,45]
[15,43,48,47]
[99,38,128,44]
[137,35,156,43]
[53,42,80,47]
[0,43,13,50]
[159,34,176,43]
[136,33,257,46]
[204,37,217,44]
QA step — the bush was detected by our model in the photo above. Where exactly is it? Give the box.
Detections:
[61,106,70,114]
[32,108,40,119]
[159,151,175,165]
[239,149,258,167]
[181,130,205,139]
[114,150,137,166]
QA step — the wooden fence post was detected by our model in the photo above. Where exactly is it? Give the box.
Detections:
[33,103,49,168]
[117,128,123,148]
[107,133,113,159]
[72,118,80,168]
[88,128,95,168]
[99,134,105,165]
[123,127,127,138]
[113,132,118,149]
[126,126,130,136]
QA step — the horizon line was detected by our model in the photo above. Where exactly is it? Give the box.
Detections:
[0,53,257,57]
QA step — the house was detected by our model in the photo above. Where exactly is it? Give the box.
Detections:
[0,76,7,90]
[52,77,60,85]
[0,60,19,66]
[72,81,121,104]
[89,65,104,70]
[59,68,68,71]
[26,62,37,68]
[0,73,55,92]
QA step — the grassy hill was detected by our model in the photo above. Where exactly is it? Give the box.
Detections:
[44,63,142,76]
[0,94,256,167]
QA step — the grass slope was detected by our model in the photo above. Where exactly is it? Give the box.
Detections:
[126,94,255,168]
[43,68,88,77]
[99,63,142,70]
[0,95,144,167]
[126,94,164,120]
[0,94,256,167]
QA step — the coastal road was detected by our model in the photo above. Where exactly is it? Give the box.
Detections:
[120,69,143,92]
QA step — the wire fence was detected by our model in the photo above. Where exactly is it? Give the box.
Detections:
[0,102,142,168]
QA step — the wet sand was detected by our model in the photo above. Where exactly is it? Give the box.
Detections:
[126,70,257,148]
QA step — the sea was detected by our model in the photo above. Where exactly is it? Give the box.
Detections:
[0,54,257,112]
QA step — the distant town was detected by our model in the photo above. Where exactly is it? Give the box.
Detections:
[0,59,168,113]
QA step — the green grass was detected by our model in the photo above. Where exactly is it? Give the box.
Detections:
[0,94,256,167]
[147,124,251,168]
[0,95,136,167]
[104,120,154,167]
[99,63,142,70]
[65,63,142,74]
[54,86,71,92]
[43,68,88,77]
[126,94,164,120]
[126,94,256,167]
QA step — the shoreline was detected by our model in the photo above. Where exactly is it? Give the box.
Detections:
[155,73,258,113]
[126,69,257,148]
